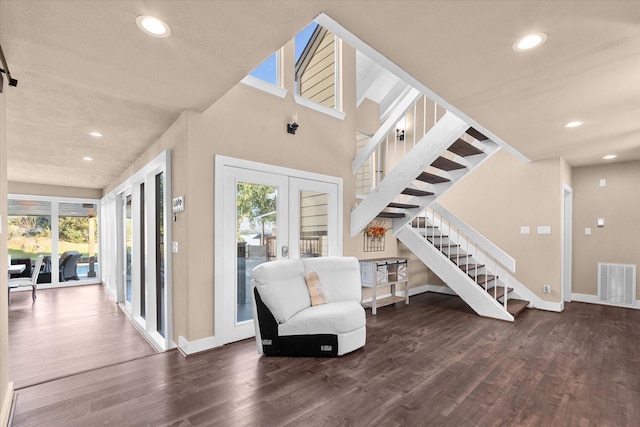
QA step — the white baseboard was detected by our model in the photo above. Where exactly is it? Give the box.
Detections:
[178,335,223,356]
[1,382,14,427]
[571,293,639,309]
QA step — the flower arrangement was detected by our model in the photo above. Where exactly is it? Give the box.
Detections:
[365,221,389,238]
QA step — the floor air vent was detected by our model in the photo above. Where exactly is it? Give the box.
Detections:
[598,263,637,307]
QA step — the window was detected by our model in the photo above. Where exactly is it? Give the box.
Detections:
[249,51,279,86]
[8,197,100,287]
[295,22,340,111]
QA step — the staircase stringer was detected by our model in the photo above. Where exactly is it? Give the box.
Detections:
[390,141,501,232]
[397,226,514,321]
[350,111,468,236]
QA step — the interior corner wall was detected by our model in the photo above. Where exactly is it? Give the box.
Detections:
[437,150,564,302]
[0,77,12,423]
[571,160,640,297]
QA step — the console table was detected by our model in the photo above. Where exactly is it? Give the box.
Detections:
[359,258,409,315]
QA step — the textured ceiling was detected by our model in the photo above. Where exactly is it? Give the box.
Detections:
[1,1,638,190]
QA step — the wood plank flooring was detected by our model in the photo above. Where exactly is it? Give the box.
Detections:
[11,292,640,426]
[8,284,156,389]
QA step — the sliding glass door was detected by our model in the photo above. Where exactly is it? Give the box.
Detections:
[8,196,100,288]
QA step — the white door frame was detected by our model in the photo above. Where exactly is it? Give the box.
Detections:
[214,155,343,346]
[562,184,573,304]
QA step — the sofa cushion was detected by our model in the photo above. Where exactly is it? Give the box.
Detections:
[252,260,310,324]
[301,257,361,303]
[278,301,365,336]
[304,271,327,306]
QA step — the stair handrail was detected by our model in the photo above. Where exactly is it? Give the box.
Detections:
[352,87,421,174]
[430,202,515,273]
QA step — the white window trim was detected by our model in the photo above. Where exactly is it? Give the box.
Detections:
[293,93,346,120]
[241,75,288,99]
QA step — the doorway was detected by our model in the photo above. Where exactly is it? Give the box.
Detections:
[215,156,343,344]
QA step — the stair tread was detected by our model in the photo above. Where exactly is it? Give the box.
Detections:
[416,172,450,184]
[474,274,497,285]
[448,138,484,157]
[466,127,489,141]
[388,202,420,209]
[449,253,470,260]
[402,188,434,197]
[377,212,405,218]
[411,217,435,228]
[459,263,485,272]
[431,156,466,171]
[485,286,513,300]
[507,299,530,317]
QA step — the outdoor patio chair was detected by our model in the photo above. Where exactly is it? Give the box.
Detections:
[8,254,44,302]
[59,251,81,281]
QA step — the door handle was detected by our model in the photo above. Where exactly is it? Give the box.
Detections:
[281,246,289,257]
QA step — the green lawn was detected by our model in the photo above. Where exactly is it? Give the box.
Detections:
[8,236,96,259]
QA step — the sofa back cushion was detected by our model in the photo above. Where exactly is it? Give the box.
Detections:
[251,259,311,324]
[301,257,361,303]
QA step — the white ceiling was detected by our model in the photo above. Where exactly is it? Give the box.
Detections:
[1,1,638,190]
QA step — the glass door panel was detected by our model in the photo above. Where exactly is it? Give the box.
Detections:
[58,202,99,281]
[236,182,278,323]
[7,199,52,283]
[289,178,339,259]
[124,194,133,307]
[223,167,288,343]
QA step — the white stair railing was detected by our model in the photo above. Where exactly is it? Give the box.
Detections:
[411,203,516,312]
[354,92,483,198]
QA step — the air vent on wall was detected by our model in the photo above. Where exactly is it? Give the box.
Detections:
[598,263,637,307]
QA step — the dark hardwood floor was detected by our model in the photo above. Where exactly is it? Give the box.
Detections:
[11,291,640,426]
[8,284,156,389]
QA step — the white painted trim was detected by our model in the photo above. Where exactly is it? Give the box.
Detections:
[0,382,13,427]
[424,285,458,296]
[314,12,530,164]
[561,184,573,302]
[240,75,288,99]
[572,293,640,310]
[178,335,223,356]
[293,94,346,120]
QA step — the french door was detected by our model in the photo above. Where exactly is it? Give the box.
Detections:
[218,157,342,344]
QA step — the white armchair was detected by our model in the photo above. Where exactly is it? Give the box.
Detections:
[251,256,366,357]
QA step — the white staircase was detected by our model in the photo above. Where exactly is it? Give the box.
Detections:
[352,90,531,321]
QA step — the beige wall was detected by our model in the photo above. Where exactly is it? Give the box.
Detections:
[1,77,11,422]
[8,182,102,199]
[102,37,371,343]
[572,160,640,297]
[438,150,566,302]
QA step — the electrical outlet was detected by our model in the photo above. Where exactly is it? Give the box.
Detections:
[543,284,551,294]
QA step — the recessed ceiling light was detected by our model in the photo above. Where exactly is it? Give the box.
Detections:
[513,33,548,51]
[563,121,583,128]
[89,131,103,137]
[82,156,93,161]
[603,154,617,160]
[136,15,171,38]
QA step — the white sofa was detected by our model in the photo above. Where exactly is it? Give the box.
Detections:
[251,256,366,357]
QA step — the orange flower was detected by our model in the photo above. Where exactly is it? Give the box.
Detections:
[366,221,389,238]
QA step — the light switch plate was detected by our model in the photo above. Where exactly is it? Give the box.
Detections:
[537,226,552,235]
[172,241,179,253]
[585,227,592,236]
[597,218,605,227]
[599,179,606,187]
[520,226,530,235]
